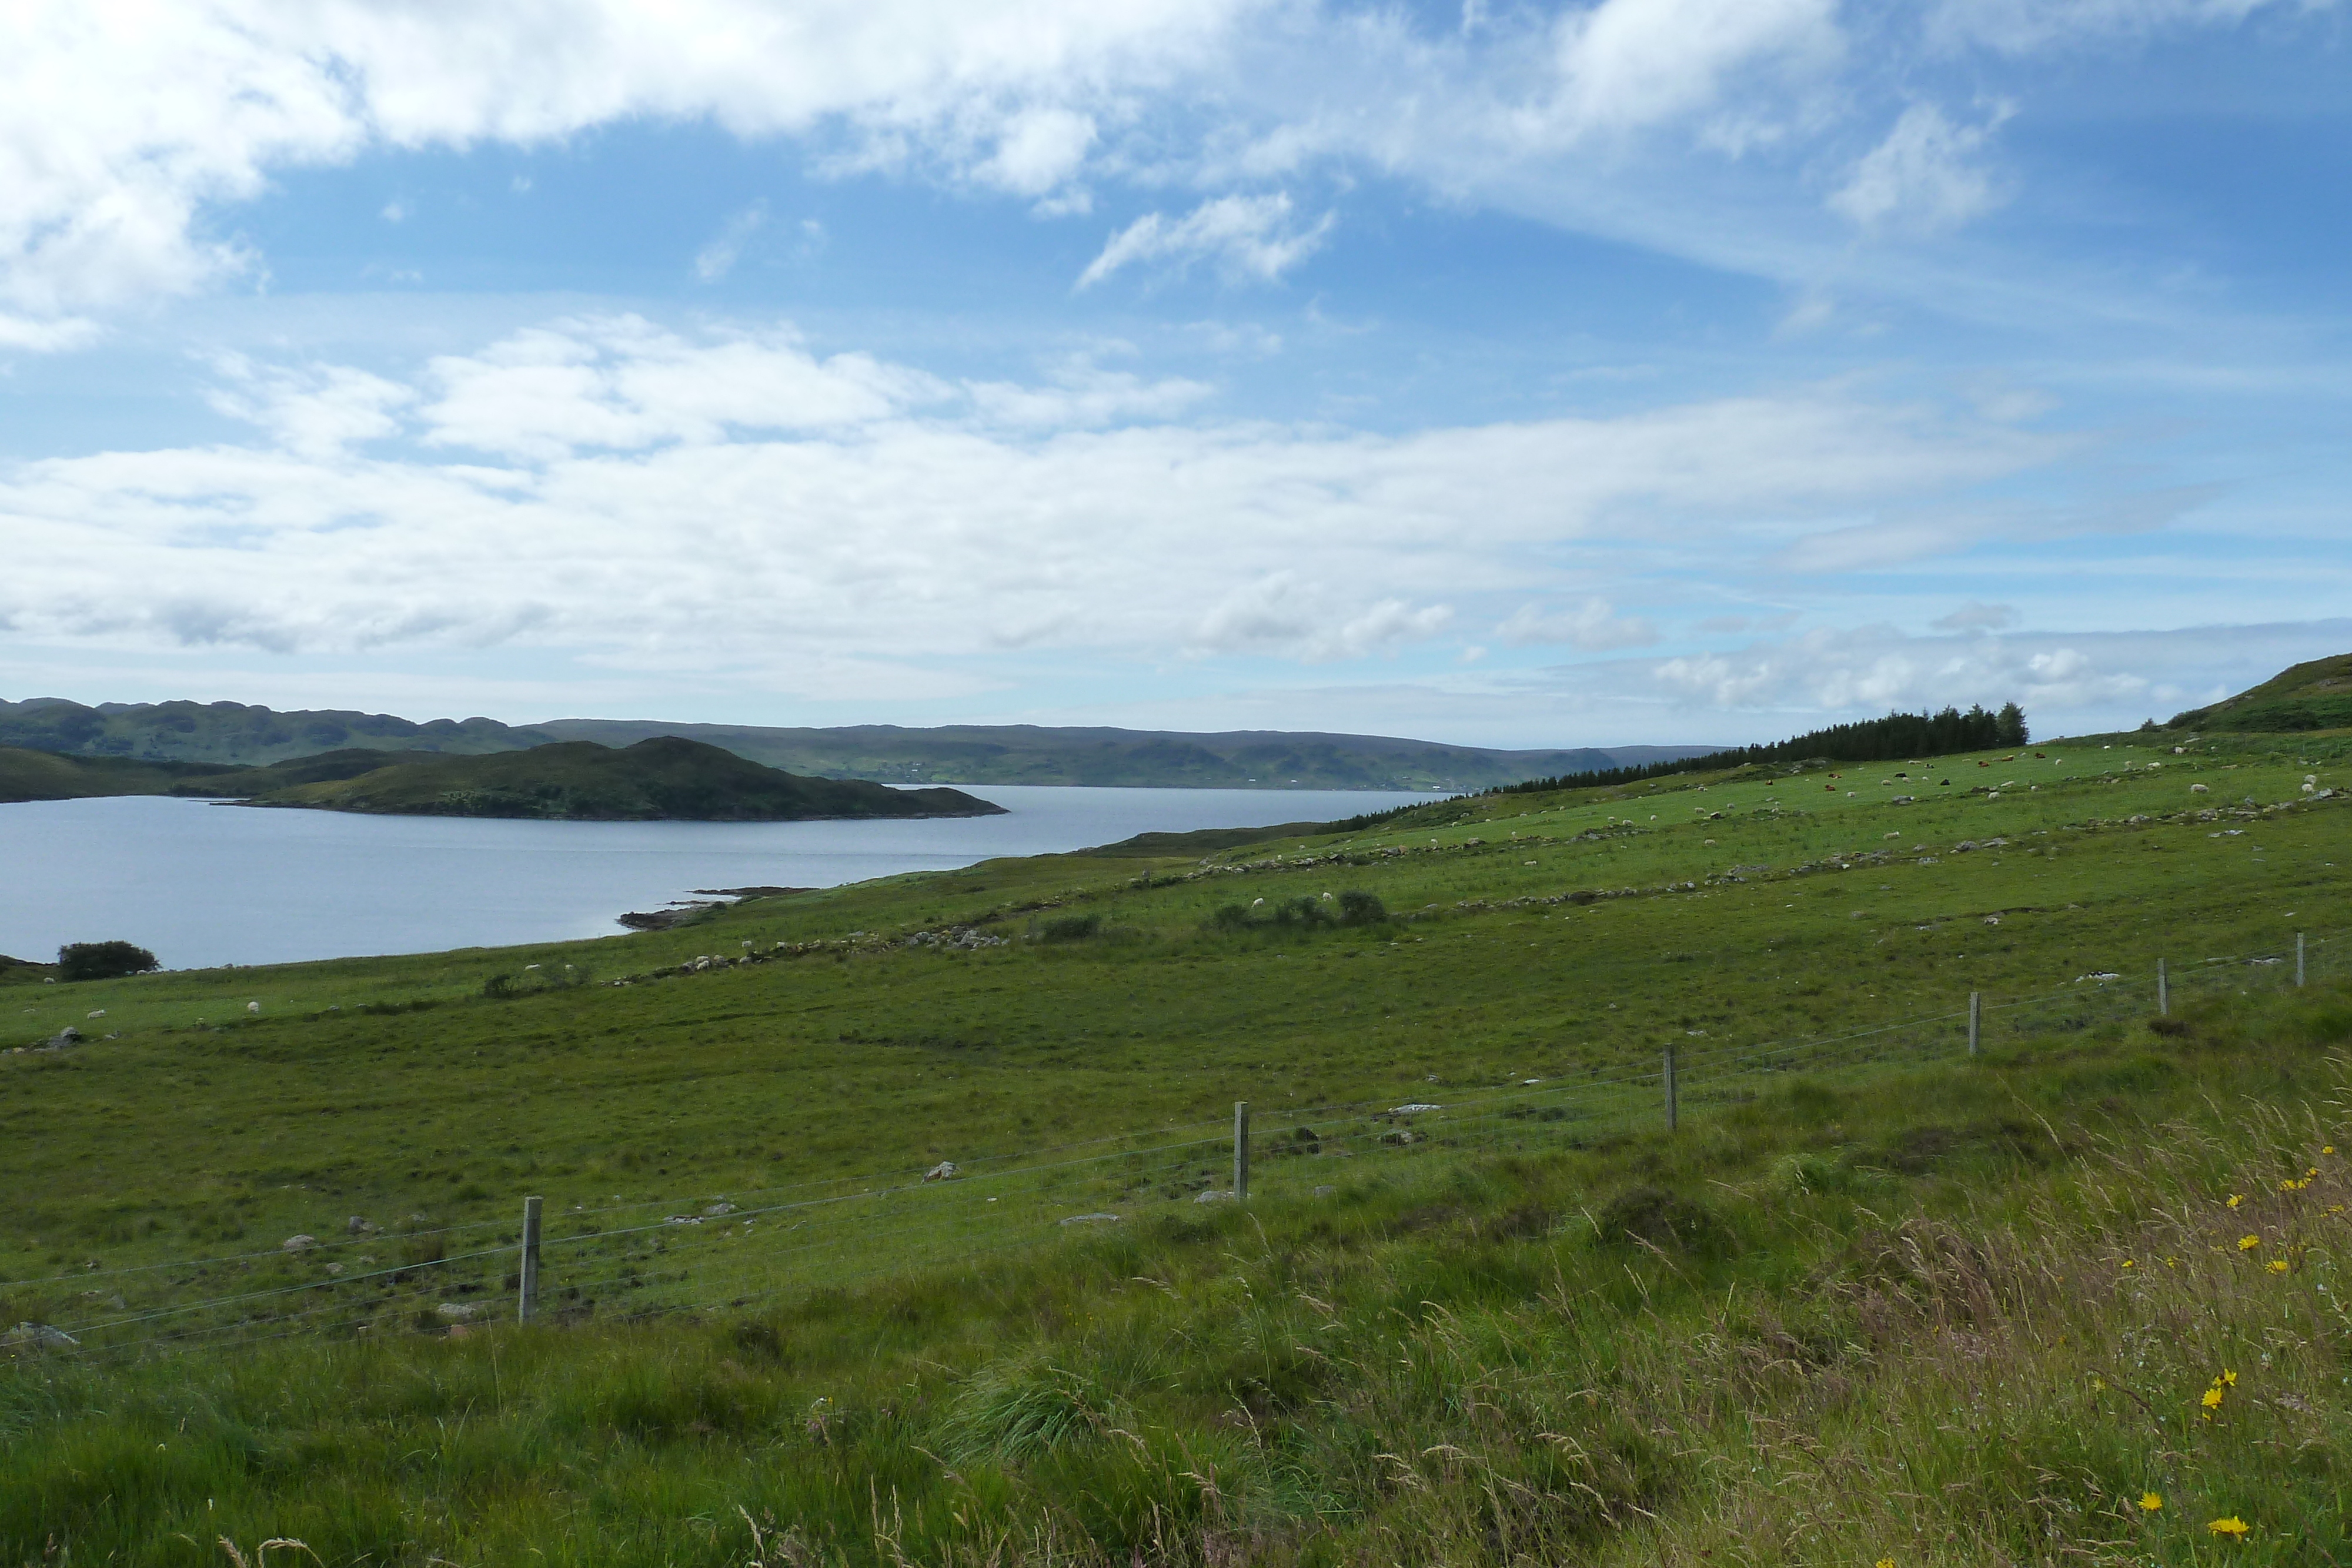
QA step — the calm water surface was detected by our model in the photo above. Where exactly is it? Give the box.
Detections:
[0,787,1437,968]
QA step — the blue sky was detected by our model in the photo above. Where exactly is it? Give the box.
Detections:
[1,0,2346,747]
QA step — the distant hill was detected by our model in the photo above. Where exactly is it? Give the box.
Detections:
[242,738,1005,821]
[0,697,548,765]
[529,720,1704,792]
[0,697,1713,790]
[2167,653,2352,733]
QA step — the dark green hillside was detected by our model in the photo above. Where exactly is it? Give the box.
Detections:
[0,744,247,804]
[2169,651,2352,733]
[248,737,1005,821]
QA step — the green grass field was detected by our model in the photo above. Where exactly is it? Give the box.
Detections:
[4,726,2350,1564]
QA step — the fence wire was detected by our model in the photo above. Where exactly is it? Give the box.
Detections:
[5,929,2334,1363]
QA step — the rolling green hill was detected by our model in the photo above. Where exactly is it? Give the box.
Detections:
[246,736,1005,820]
[0,744,247,804]
[2169,651,2352,733]
[3,722,2348,1564]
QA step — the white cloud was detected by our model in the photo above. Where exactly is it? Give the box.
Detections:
[977,106,1097,196]
[1545,0,1841,140]
[964,356,1212,428]
[0,0,1242,340]
[1193,574,1453,661]
[206,356,414,460]
[1498,597,1658,650]
[694,202,768,282]
[1078,194,1334,289]
[0,315,2075,691]
[416,316,951,460]
[1830,102,2010,233]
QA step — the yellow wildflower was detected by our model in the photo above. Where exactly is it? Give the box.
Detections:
[2267,1259,2290,1274]
[2122,1258,2135,1269]
[1875,1559,1896,1568]
[2309,1166,2321,1177]
[2227,1193,2244,1209]
[2139,1492,2163,1513]
[2164,1256,2181,1267]
[2207,1516,2250,1538]
[2091,1375,2107,1391]
[2239,1234,2261,1251]
[2327,1146,2337,1155]
[2201,1386,2226,1411]
[2218,1369,2238,1386]
[2331,1205,2347,1216]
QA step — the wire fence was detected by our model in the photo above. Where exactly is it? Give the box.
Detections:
[5,928,2335,1363]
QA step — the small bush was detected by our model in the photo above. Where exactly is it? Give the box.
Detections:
[1040,914,1101,942]
[55,941,158,982]
[1595,1184,1732,1257]
[1336,888,1387,925]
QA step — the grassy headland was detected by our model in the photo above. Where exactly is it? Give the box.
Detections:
[2,721,2348,1563]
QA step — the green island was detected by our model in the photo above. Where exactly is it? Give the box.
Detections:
[0,736,1004,821]
[2,667,2350,1565]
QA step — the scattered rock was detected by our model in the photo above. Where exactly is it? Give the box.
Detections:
[924,1161,959,1182]
[1390,1102,1442,1115]
[324,1262,344,1276]
[1195,1189,1231,1203]
[1058,1212,1122,1225]
[282,1234,318,1252]
[346,1215,375,1235]
[1311,1185,1337,1198]
[246,1001,260,1014]
[435,1302,484,1322]
[4,1322,78,1351]
[84,1009,105,1019]
[704,1201,737,1216]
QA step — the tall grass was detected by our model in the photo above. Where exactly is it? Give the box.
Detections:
[6,982,2350,1564]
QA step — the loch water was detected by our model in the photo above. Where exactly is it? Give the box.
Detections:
[0,786,1439,968]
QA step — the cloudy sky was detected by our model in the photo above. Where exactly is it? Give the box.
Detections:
[2,0,2346,747]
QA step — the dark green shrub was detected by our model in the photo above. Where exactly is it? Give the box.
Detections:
[55,941,157,981]
[1336,888,1387,925]
[1040,913,1101,942]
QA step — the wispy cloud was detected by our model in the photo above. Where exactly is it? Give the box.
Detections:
[1079,195,1334,289]
[694,202,768,282]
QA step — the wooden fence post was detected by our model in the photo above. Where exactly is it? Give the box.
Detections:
[2297,932,2306,989]
[2158,958,2169,1017]
[1663,1047,1678,1133]
[1233,1101,1251,1202]
[518,1195,542,1325]
[1968,991,1981,1058]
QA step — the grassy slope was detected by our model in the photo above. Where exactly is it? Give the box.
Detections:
[3,727,2350,1563]
[0,745,246,804]
[2169,652,2352,733]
